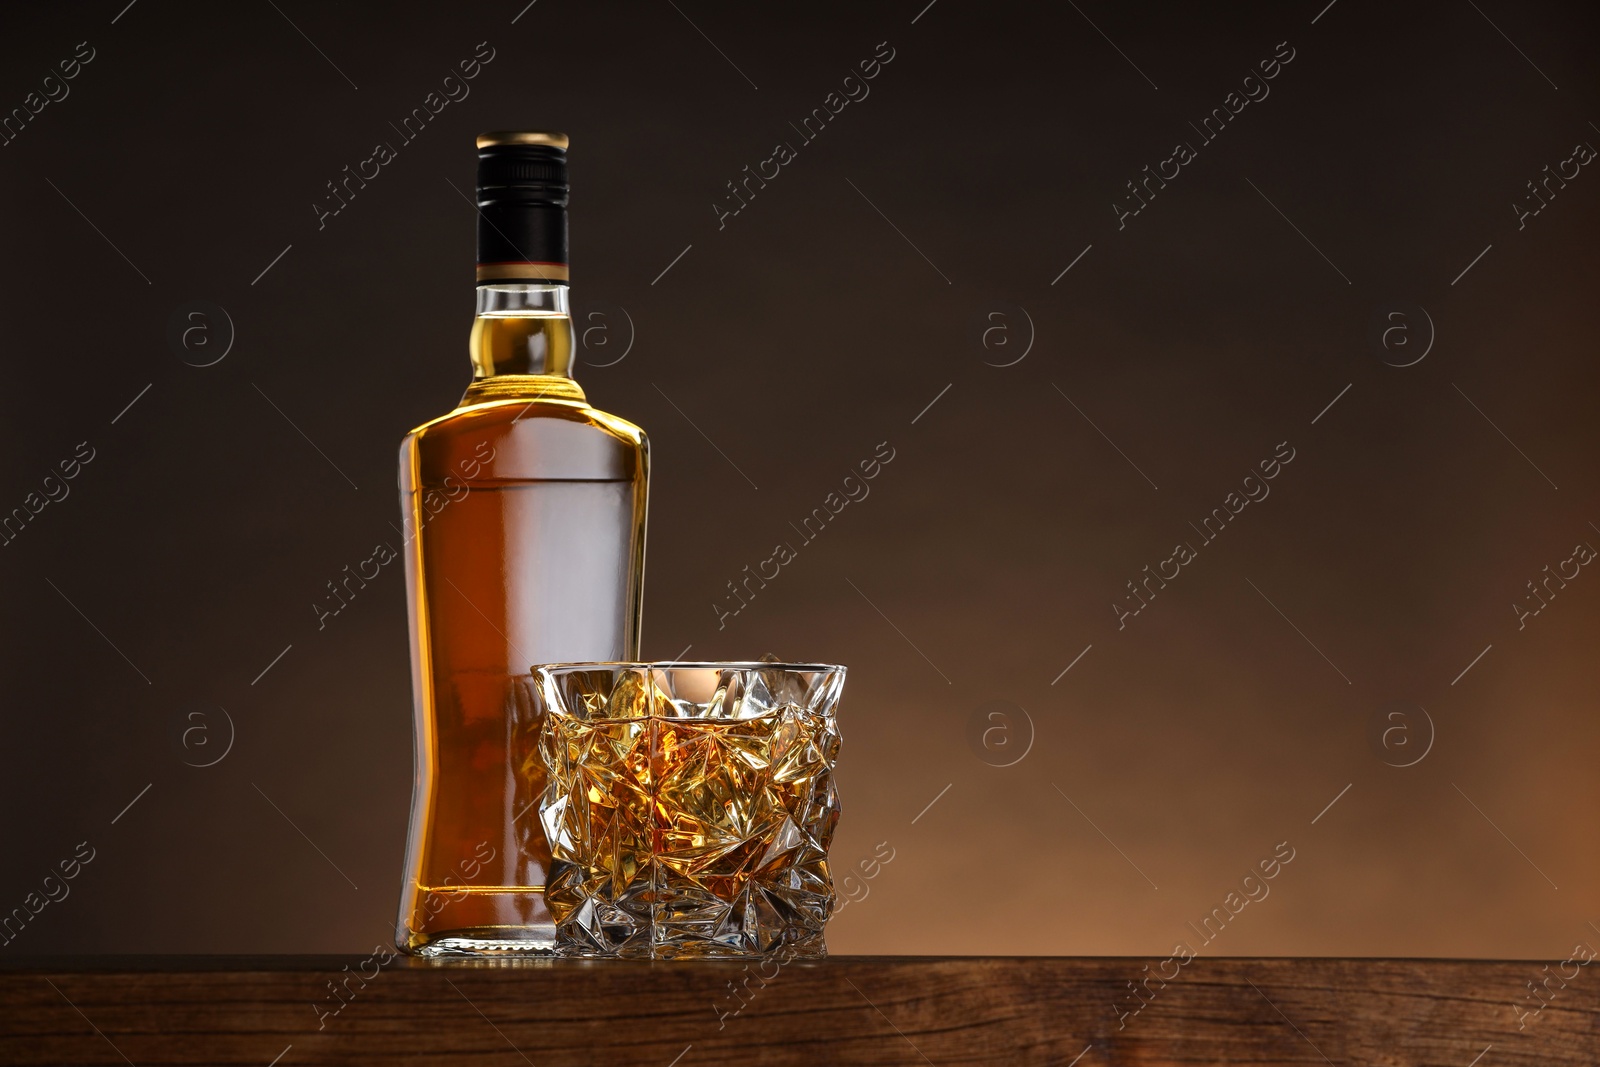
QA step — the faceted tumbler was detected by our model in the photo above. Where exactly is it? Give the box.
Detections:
[532,662,844,959]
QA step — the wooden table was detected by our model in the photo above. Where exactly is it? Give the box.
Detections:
[1,956,1593,1065]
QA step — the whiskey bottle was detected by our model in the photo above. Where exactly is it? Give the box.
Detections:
[396,132,649,955]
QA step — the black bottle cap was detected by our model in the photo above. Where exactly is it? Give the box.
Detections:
[475,131,569,284]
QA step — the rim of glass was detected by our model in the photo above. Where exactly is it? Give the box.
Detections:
[534,660,845,674]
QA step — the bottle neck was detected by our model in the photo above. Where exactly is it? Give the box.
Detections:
[464,284,586,404]
[469,284,574,379]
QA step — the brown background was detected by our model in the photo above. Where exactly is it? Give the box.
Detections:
[0,0,1596,960]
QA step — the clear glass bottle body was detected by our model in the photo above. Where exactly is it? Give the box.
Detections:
[397,284,648,955]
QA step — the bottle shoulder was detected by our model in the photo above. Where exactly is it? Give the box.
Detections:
[401,390,646,490]
[406,395,645,447]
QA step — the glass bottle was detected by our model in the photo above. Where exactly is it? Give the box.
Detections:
[396,132,649,955]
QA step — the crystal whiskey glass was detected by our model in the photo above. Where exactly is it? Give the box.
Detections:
[534,662,844,959]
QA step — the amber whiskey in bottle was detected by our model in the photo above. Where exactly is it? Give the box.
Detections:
[396,132,648,955]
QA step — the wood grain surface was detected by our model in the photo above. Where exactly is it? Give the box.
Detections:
[0,956,1594,1065]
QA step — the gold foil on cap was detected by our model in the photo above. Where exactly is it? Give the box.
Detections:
[476,262,571,282]
[476,131,569,150]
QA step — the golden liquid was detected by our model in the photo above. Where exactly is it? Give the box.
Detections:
[396,326,648,954]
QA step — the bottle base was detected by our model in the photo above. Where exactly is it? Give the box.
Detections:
[405,926,558,958]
